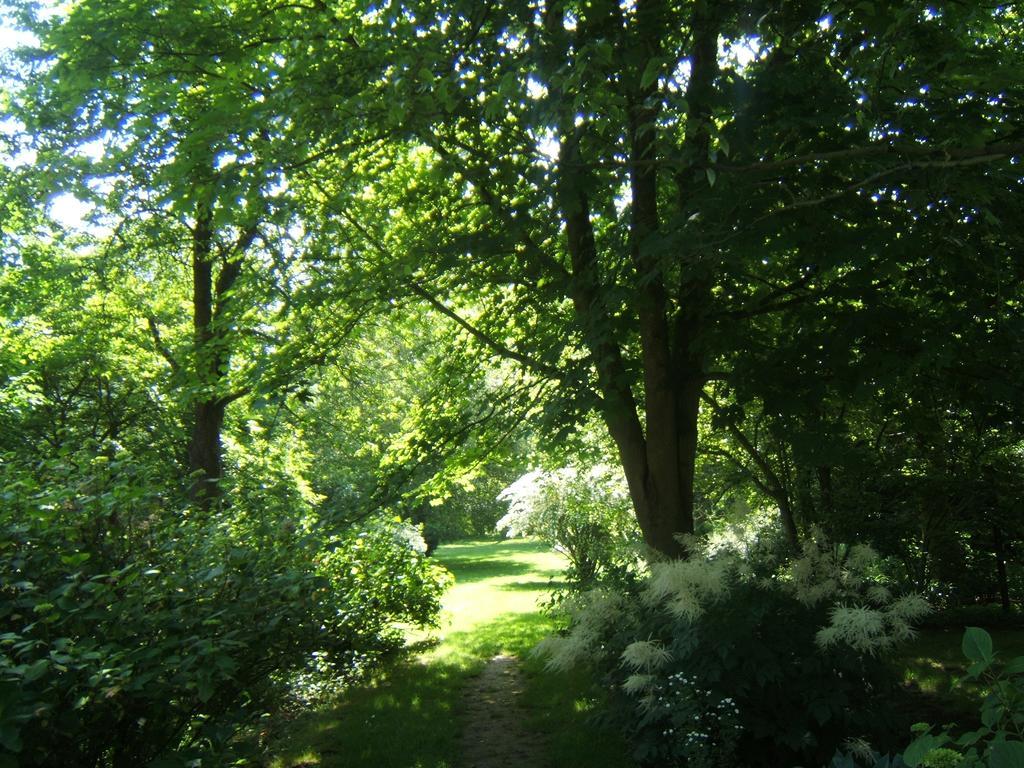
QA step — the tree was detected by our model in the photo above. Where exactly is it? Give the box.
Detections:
[9,1,1024,561]
[289,0,1024,556]
[10,0,355,505]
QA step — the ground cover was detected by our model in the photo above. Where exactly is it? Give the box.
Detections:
[257,538,1022,768]
[260,538,634,768]
[895,627,1024,722]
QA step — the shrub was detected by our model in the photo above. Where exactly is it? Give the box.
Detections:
[536,535,929,767]
[0,453,449,768]
[497,465,640,584]
[896,627,1024,768]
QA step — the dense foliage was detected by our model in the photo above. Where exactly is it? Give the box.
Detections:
[538,536,931,766]
[0,449,449,767]
[1,0,1023,764]
[0,141,454,768]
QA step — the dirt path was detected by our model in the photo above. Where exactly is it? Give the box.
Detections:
[458,653,548,768]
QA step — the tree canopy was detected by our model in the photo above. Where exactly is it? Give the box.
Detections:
[1,0,1023,763]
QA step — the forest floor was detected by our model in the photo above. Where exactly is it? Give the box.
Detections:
[257,538,1022,768]
[259,538,634,768]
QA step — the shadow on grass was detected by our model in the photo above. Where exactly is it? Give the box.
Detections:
[264,658,465,768]
[891,627,1024,725]
[435,538,547,557]
[442,557,536,584]
[262,538,633,768]
[497,579,568,592]
[264,612,551,768]
[263,610,634,768]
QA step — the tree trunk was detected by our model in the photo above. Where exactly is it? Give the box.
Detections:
[188,399,226,504]
[188,202,221,506]
[994,524,1012,612]
[817,465,836,522]
[543,0,729,559]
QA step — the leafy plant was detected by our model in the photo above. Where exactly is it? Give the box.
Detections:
[0,452,449,768]
[899,628,1024,768]
[498,465,640,585]
[537,537,925,767]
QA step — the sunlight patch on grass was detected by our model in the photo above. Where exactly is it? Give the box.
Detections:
[261,538,633,768]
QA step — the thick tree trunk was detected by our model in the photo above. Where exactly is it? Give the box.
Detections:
[186,200,252,507]
[188,203,221,506]
[544,0,728,559]
[188,399,226,504]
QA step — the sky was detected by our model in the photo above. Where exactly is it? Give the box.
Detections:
[2,10,95,230]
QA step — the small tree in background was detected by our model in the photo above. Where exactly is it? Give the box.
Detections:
[498,465,640,584]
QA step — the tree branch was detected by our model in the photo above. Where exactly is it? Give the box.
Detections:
[406,279,567,383]
[147,317,180,373]
[325,198,576,387]
[713,139,1024,175]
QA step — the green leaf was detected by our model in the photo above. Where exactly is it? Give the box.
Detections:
[640,58,661,89]
[963,627,994,663]
[197,679,214,703]
[706,168,717,188]
[903,733,950,768]
[22,659,49,683]
[1003,657,1024,676]
[956,727,989,747]
[982,701,1004,728]
[968,661,990,679]
[989,741,1024,768]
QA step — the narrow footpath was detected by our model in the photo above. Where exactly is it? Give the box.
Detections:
[458,653,546,768]
[263,538,631,768]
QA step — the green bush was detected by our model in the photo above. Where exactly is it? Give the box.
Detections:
[0,453,449,768]
[896,627,1024,768]
[538,537,928,767]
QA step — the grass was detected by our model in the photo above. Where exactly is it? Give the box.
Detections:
[257,539,1022,766]
[259,538,634,768]
[887,625,1024,738]
[895,627,1024,721]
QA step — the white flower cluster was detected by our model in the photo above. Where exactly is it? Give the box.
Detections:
[647,672,744,747]
[783,530,932,654]
[786,529,880,607]
[496,465,631,539]
[644,555,734,620]
[622,639,672,672]
[534,588,633,672]
[817,593,932,655]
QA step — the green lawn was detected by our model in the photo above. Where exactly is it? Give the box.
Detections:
[260,538,634,768]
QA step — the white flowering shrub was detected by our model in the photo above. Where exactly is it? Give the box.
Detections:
[782,532,932,655]
[537,536,929,767]
[533,587,635,672]
[497,465,640,583]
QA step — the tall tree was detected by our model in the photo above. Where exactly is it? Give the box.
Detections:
[300,0,1024,556]
[12,0,344,504]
